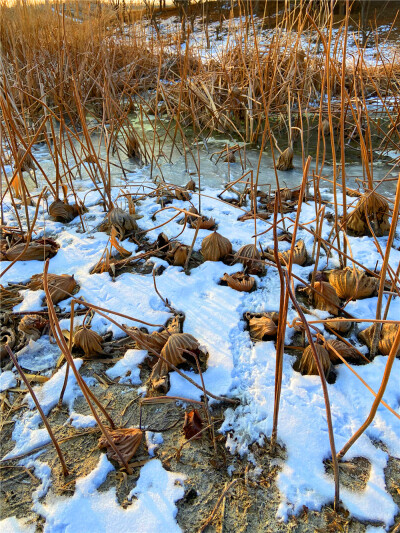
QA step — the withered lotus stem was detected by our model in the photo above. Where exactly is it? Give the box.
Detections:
[222,272,255,292]
[74,327,103,357]
[325,339,360,363]
[201,231,232,261]
[328,267,378,300]
[276,146,294,171]
[299,344,331,376]
[312,281,340,316]
[98,428,143,465]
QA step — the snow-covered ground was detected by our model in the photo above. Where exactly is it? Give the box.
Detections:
[1,141,400,532]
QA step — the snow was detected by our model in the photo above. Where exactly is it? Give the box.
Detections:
[105,349,148,385]
[0,517,35,533]
[0,370,17,392]
[35,456,185,533]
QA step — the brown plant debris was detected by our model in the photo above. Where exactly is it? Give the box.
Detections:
[328,267,378,300]
[18,314,48,341]
[183,409,203,440]
[234,244,262,274]
[29,273,78,304]
[73,326,103,357]
[98,428,143,466]
[325,339,361,364]
[201,231,232,262]
[358,323,400,356]
[346,190,390,236]
[299,344,331,376]
[311,281,341,316]
[2,239,59,262]
[222,272,255,292]
[276,146,294,171]
[107,207,142,240]
[150,333,200,382]
[48,199,84,223]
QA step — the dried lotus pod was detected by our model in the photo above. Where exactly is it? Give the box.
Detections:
[325,319,352,334]
[185,179,196,191]
[73,327,103,357]
[359,323,400,356]
[222,272,255,292]
[276,146,294,171]
[107,207,141,240]
[234,244,262,274]
[325,339,360,363]
[201,231,232,261]
[328,267,378,300]
[29,273,78,304]
[98,428,143,466]
[150,333,200,381]
[18,314,48,341]
[299,344,331,376]
[3,239,59,262]
[248,316,277,340]
[49,199,83,223]
[347,190,390,236]
[312,281,340,316]
[278,240,307,266]
[190,216,216,230]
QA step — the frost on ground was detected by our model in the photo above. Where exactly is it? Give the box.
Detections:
[1,159,400,531]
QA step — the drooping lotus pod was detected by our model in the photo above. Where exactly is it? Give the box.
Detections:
[222,272,255,292]
[299,344,331,376]
[107,207,142,240]
[347,190,390,236]
[312,281,340,316]
[234,244,261,273]
[185,178,196,191]
[248,315,278,340]
[276,146,294,171]
[49,199,83,223]
[201,231,232,261]
[98,428,143,465]
[325,339,360,363]
[328,267,378,300]
[3,239,59,262]
[278,240,307,266]
[73,326,103,357]
[359,323,400,356]
[29,273,78,304]
[18,314,48,341]
[150,333,200,381]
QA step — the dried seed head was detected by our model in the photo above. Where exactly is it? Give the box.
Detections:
[201,231,232,261]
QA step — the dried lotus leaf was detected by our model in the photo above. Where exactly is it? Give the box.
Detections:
[278,240,307,266]
[325,319,352,334]
[16,146,35,172]
[185,179,196,191]
[107,207,140,240]
[325,339,360,363]
[328,267,378,300]
[347,190,390,236]
[201,231,232,261]
[279,187,292,202]
[276,146,294,171]
[191,216,216,230]
[248,316,278,340]
[128,327,169,353]
[4,239,59,261]
[150,333,199,381]
[183,409,203,439]
[359,323,400,356]
[172,244,188,266]
[312,281,340,316]
[73,327,103,357]
[234,244,262,273]
[299,344,331,376]
[175,188,190,201]
[49,199,82,223]
[18,314,47,341]
[29,273,78,304]
[98,428,143,465]
[222,272,255,292]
